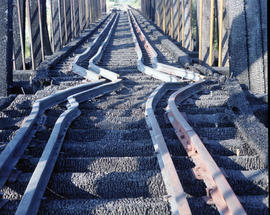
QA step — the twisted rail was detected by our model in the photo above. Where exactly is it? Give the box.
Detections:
[15,80,121,215]
[145,83,192,215]
[166,80,247,215]
[129,9,204,82]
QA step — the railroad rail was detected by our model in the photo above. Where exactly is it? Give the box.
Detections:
[0,6,268,215]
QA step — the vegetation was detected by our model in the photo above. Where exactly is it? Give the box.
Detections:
[106,0,140,10]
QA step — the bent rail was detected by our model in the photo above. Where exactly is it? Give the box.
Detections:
[88,14,120,81]
[129,9,204,82]
[72,13,118,81]
[145,83,192,215]
[166,81,247,215]
[15,80,122,215]
[0,80,105,190]
[128,9,181,82]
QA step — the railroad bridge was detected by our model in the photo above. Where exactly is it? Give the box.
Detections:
[0,0,268,214]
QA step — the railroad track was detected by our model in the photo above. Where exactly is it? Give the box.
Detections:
[0,8,268,215]
[131,8,268,215]
[0,13,112,150]
[1,10,171,214]
[147,79,268,214]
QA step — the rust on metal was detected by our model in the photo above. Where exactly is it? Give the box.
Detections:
[166,81,247,215]
[145,83,192,215]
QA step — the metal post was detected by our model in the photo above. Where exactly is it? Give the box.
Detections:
[57,0,63,47]
[209,0,214,66]
[218,0,224,67]
[170,5,173,38]
[70,0,74,39]
[89,0,92,24]
[26,0,35,70]
[37,0,45,61]
[198,0,203,61]
[163,0,166,32]
[78,0,82,32]
[190,0,193,51]
[182,0,185,47]
[63,0,68,43]
[177,0,181,42]
[12,47,16,71]
[16,0,26,70]
[85,0,88,26]
[50,0,55,53]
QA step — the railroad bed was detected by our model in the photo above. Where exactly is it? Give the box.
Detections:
[1,12,169,214]
[153,80,268,214]
[0,10,268,215]
[0,14,112,149]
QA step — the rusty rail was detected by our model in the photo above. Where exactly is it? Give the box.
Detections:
[166,81,247,215]
[128,9,180,82]
[129,9,204,82]
[145,83,192,215]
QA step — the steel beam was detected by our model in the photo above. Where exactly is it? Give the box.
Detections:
[155,0,162,27]
[41,0,52,56]
[164,0,170,35]
[171,0,178,40]
[73,0,80,35]
[27,0,42,67]
[50,0,62,51]
[182,0,192,50]
[197,0,212,63]
[65,0,72,42]
[13,0,25,70]
[0,0,13,97]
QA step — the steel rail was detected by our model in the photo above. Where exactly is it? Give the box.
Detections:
[72,13,117,81]
[88,14,120,81]
[0,80,105,190]
[166,81,247,215]
[129,9,159,68]
[129,9,204,82]
[145,83,192,215]
[128,10,180,82]
[73,13,115,64]
[15,80,121,215]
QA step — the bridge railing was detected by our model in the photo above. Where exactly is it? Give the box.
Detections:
[141,0,228,68]
[17,0,106,71]
[141,0,268,95]
[0,0,106,97]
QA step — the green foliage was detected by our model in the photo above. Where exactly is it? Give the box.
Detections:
[106,0,140,9]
